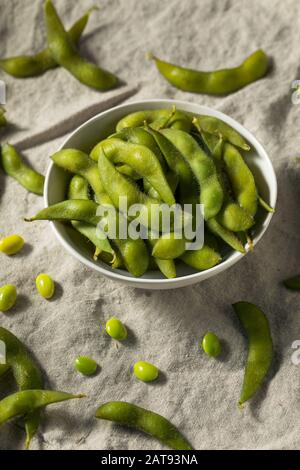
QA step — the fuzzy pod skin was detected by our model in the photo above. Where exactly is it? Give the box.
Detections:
[161,128,224,220]
[0,327,43,448]
[151,49,269,95]
[0,8,95,78]
[44,0,118,91]
[1,144,44,195]
[233,302,273,405]
[0,390,85,425]
[95,401,193,450]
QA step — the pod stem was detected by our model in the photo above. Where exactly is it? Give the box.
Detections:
[157,105,177,130]
[258,196,275,213]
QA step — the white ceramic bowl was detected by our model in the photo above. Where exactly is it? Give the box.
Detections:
[45,99,277,289]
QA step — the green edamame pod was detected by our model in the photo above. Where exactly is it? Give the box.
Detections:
[0,390,85,425]
[151,232,186,260]
[161,128,224,220]
[233,302,273,405]
[207,218,246,253]
[95,401,193,450]
[116,108,192,133]
[90,138,175,205]
[0,8,95,78]
[68,175,117,264]
[193,116,250,151]
[25,200,149,277]
[44,0,117,91]
[0,327,43,449]
[1,144,44,195]
[180,243,221,270]
[223,143,258,217]
[145,126,198,205]
[113,127,167,169]
[150,49,269,95]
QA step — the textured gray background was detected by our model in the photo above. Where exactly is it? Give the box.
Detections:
[0,0,300,450]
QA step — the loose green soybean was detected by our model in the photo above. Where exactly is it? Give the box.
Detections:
[105,317,127,341]
[0,390,85,426]
[0,327,43,448]
[96,401,193,450]
[1,144,44,195]
[150,49,269,95]
[75,356,98,376]
[0,285,17,312]
[233,302,273,405]
[202,332,222,357]
[0,234,24,255]
[0,8,95,78]
[283,275,300,290]
[36,273,55,299]
[133,361,159,382]
[44,0,118,91]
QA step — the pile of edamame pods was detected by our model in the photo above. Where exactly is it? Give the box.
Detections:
[26,107,274,279]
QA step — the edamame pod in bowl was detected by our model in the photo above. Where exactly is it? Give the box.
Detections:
[44,100,277,288]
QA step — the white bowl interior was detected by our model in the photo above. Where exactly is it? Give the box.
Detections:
[45,99,277,289]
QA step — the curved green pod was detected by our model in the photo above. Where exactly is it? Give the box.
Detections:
[0,327,43,449]
[151,50,269,95]
[233,302,273,405]
[0,390,85,425]
[161,128,224,220]
[1,144,44,195]
[44,0,118,91]
[0,8,95,78]
[96,401,193,450]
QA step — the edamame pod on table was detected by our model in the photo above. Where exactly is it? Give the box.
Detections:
[0,390,85,426]
[96,401,193,450]
[25,199,149,277]
[1,143,44,195]
[0,327,43,448]
[150,49,269,95]
[0,7,95,78]
[44,0,118,91]
[233,302,273,405]
[161,128,224,220]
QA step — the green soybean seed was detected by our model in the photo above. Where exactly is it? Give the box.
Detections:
[202,332,221,357]
[133,361,159,382]
[35,273,55,299]
[105,317,127,341]
[0,284,17,312]
[75,356,98,376]
[0,234,24,255]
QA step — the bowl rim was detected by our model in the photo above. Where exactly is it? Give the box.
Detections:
[44,98,277,287]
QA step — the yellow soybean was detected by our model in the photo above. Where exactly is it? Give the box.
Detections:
[0,234,24,255]
[35,273,55,299]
